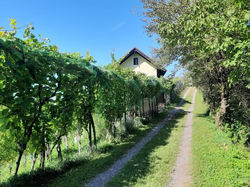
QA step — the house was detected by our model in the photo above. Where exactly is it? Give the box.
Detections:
[119,47,166,78]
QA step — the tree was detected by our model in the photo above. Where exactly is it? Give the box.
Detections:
[142,0,249,143]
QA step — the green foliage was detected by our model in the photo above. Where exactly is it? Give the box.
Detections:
[142,0,249,144]
[0,19,173,180]
[224,120,250,144]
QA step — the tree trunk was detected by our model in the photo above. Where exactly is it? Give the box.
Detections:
[9,164,13,174]
[216,83,229,126]
[78,134,81,156]
[46,144,50,160]
[48,142,53,161]
[74,132,78,145]
[106,124,112,141]
[40,150,45,169]
[113,122,116,139]
[88,123,92,147]
[90,113,97,148]
[139,105,142,117]
[13,96,51,175]
[23,154,27,168]
[57,141,63,162]
[31,152,38,171]
[41,132,46,168]
[148,98,151,118]
[151,98,154,117]
[124,112,127,134]
[124,112,127,125]
[15,150,24,175]
[65,136,69,149]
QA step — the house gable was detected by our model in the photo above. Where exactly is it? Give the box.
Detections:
[119,47,166,78]
[120,54,157,77]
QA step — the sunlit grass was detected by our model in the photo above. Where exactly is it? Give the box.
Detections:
[192,90,250,186]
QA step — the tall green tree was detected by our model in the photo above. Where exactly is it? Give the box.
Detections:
[142,0,249,143]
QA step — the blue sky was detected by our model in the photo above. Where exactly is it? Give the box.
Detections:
[0,0,181,76]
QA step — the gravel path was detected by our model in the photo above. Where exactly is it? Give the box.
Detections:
[85,88,191,187]
[168,88,197,187]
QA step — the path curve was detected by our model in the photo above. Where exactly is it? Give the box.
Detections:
[85,88,191,187]
[168,88,197,187]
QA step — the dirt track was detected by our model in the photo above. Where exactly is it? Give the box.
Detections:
[85,88,191,187]
[168,88,197,187]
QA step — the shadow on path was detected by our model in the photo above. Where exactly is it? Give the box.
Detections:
[106,110,187,187]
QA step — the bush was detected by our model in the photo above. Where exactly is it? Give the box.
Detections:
[224,120,250,145]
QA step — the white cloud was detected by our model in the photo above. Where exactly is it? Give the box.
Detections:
[111,22,126,31]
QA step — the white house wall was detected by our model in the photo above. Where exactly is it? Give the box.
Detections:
[120,54,157,77]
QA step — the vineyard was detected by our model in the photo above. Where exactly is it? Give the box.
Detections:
[0,20,184,184]
[0,0,249,186]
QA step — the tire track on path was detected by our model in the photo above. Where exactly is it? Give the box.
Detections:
[85,88,191,187]
[168,88,197,187]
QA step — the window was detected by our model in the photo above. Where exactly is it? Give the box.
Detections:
[133,57,139,65]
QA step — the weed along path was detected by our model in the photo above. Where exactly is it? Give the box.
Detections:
[168,88,197,187]
[85,88,191,187]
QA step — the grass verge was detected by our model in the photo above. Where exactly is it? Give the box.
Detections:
[106,88,195,187]
[192,90,250,186]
